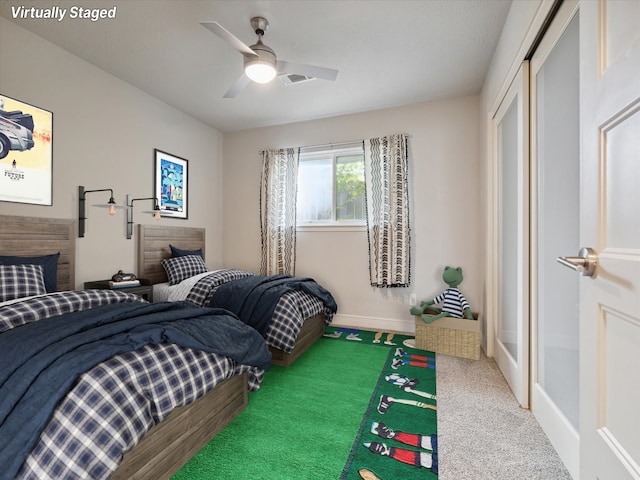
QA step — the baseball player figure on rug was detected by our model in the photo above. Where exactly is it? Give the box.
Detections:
[323,327,363,341]
[377,394,437,413]
[385,373,436,400]
[392,347,435,370]
[363,441,438,474]
[371,422,437,452]
[373,331,396,345]
[324,328,404,345]
[363,422,438,474]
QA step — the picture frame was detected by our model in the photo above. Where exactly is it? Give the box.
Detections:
[154,149,188,219]
[0,94,53,205]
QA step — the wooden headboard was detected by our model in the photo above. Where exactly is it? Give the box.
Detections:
[0,215,75,291]
[137,224,205,284]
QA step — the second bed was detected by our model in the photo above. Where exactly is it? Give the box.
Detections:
[136,224,337,366]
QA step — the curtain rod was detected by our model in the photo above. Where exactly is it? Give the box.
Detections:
[300,133,409,152]
[262,134,408,155]
[299,139,364,152]
[260,140,362,156]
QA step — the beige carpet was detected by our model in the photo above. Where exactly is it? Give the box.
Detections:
[436,352,573,480]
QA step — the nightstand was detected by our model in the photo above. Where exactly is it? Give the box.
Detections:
[84,279,154,302]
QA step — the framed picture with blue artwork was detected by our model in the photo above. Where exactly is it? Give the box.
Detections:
[154,149,188,219]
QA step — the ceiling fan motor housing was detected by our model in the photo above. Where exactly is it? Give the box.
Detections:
[244,41,277,83]
[247,41,276,63]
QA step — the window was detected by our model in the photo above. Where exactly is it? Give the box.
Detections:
[297,145,365,225]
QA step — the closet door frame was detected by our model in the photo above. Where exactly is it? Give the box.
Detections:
[490,61,530,408]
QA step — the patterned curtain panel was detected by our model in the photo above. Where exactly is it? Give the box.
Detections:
[364,134,411,287]
[260,148,299,276]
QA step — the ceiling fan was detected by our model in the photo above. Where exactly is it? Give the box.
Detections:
[201,17,339,98]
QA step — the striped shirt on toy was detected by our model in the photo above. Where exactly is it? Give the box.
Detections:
[431,288,469,318]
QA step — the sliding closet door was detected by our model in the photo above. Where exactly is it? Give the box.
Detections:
[530,2,580,477]
[492,62,529,408]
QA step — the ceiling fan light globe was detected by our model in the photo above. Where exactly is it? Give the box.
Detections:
[244,41,277,83]
[245,61,277,83]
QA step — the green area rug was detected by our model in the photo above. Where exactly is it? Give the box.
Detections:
[172,337,388,479]
[340,346,437,479]
[172,329,436,479]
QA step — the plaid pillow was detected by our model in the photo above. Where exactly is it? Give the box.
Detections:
[0,253,59,292]
[161,255,208,285]
[0,264,47,302]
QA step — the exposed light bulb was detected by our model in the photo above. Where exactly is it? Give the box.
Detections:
[109,204,116,216]
[154,211,161,220]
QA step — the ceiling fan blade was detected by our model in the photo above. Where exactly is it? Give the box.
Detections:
[277,60,339,81]
[223,73,251,98]
[200,22,258,58]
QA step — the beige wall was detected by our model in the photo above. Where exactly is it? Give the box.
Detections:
[2,15,492,334]
[223,96,483,333]
[0,18,225,288]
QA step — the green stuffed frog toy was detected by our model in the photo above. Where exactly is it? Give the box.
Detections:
[410,266,474,323]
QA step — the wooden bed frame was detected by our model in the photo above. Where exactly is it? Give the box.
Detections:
[137,224,325,366]
[0,215,75,290]
[113,373,247,480]
[0,214,248,479]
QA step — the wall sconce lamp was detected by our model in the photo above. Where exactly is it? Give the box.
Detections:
[126,194,161,239]
[78,185,128,238]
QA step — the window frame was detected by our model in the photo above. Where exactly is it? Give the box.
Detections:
[297,145,366,228]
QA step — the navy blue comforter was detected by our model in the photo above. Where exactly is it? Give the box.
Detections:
[0,300,270,480]
[208,274,338,335]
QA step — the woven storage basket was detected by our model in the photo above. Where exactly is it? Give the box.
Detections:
[414,313,480,360]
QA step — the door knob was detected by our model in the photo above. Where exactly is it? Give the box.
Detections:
[557,247,598,277]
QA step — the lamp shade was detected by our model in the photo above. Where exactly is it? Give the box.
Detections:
[78,186,128,237]
[92,198,129,216]
[244,40,277,84]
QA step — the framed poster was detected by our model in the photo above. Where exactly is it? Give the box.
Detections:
[154,149,188,219]
[0,94,53,205]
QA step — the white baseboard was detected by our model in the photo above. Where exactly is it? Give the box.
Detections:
[330,313,415,335]
[532,384,579,479]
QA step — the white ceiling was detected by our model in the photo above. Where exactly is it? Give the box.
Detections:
[0,0,512,132]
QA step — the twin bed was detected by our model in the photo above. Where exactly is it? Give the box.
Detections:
[136,224,336,366]
[0,215,335,479]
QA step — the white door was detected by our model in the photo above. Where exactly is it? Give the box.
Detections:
[579,0,640,478]
[529,2,580,477]
[492,62,530,407]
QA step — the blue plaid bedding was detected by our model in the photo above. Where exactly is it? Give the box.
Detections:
[186,269,335,352]
[0,292,266,480]
[17,343,263,479]
[0,289,146,333]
